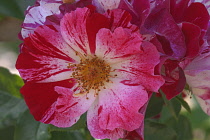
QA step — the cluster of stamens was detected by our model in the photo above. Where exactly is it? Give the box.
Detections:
[68,54,117,96]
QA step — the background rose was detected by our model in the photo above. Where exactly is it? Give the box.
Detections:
[119,0,209,100]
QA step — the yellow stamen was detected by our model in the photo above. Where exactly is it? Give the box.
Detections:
[63,0,75,4]
[69,55,115,96]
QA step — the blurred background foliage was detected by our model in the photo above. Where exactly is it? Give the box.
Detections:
[0,0,210,140]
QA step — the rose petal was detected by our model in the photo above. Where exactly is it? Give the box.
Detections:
[144,9,186,59]
[92,0,120,13]
[20,79,74,122]
[60,7,110,55]
[124,93,151,140]
[185,70,210,115]
[36,0,63,4]
[96,28,164,92]
[170,0,190,23]
[87,81,148,139]
[21,2,61,38]
[181,22,201,58]
[118,0,150,28]
[185,70,210,88]
[193,88,210,116]
[98,38,164,92]
[41,86,96,127]
[161,60,186,100]
[104,8,139,32]
[59,0,92,14]
[16,25,78,82]
[95,27,142,63]
[183,3,209,38]
[149,0,170,14]
[185,51,210,71]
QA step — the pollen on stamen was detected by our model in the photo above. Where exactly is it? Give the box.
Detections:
[68,55,116,97]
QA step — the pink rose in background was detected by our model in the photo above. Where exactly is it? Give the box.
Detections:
[184,46,210,115]
[184,0,210,116]
[20,0,62,39]
[16,1,164,139]
[119,0,209,100]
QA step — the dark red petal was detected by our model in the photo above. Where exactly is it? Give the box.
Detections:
[118,0,150,28]
[181,22,201,58]
[144,9,186,59]
[149,0,170,14]
[170,0,190,23]
[86,11,110,53]
[20,79,74,121]
[105,8,139,32]
[161,60,186,100]
[59,0,92,14]
[183,3,209,38]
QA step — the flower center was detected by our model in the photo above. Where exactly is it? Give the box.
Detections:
[69,55,115,95]
[62,0,75,4]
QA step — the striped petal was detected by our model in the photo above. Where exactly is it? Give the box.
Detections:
[87,81,148,139]
[16,25,79,82]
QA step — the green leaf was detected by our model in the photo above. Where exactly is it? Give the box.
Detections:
[0,67,24,98]
[0,0,35,19]
[176,96,191,113]
[49,113,87,132]
[182,98,210,130]
[145,93,164,118]
[160,91,181,120]
[50,131,85,140]
[0,125,15,140]
[14,110,51,140]
[14,0,35,15]
[0,90,27,128]
[0,41,21,54]
[0,14,5,21]
[50,128,94,140]
[144,120,177,140]
[166,115,193,140]
[0,0,24,19]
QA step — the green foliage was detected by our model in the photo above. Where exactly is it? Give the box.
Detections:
[0,125,15,140]
[0,67,24,98]
[161,92,181,120]
[14,110,51,140]
[166,115,193,140]
[0,90,27,128]
[0,0,23,19]
[50,131,84,140]
[145,93,164,118]
[50,128,94,140]
[176,96,191,113]
[145,120,177,140]
[49,113,95,140]
[0,42,21,54]
[14,0,35,15]
[0,14,5,21]
[0,0,34,19]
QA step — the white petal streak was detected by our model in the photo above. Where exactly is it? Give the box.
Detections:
[60,8,91,55]
[92,0,120,12]
[22,3,61,38]
[19,56,71,82]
